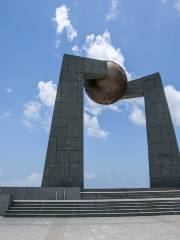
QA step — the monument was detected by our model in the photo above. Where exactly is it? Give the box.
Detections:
[1,54,180,218]
[42,54,180,188]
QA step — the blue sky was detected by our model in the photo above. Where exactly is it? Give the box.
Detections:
[0,0,180,188]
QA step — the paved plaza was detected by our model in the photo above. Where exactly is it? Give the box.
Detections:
[0,215,180,240]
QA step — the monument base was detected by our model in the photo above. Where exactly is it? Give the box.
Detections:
[0,187,80,200]
[1,188,180,217]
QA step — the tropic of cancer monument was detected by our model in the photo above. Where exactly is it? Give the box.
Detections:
[42,54,180,189]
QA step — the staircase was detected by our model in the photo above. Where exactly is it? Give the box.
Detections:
[4,189,180,217]
[81,188,180,199]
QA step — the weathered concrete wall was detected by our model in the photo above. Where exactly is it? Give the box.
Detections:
[0,187,80,200]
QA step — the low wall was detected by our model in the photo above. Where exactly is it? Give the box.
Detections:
[0,194,12,215]
[0,187,80,200]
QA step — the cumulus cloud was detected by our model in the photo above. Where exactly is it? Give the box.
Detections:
[128,105,146,126]
[124,85,180,127]
[54,5,78,42]
[106,0,119,21]
[122,98,145,126]
[73,30,130,79]
[24,101,41,120]
[84,95,122,138]
[84,112,108,138]
[165,85,180,126]
[38,81,56,107]
[85,96,120,117]
[23,81,56,131]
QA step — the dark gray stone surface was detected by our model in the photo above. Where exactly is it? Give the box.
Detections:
[0,194,12,214]
[0,187,80,200]
[42,54,107,188]
[41,53,179,188]
[123,73,180,187]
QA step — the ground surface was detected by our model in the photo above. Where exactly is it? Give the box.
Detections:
[0,215,180,240]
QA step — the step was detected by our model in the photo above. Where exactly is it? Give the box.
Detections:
[6,207,180,213]
[12,197,180,203]
[4,210,180,218]
[7,203,180,209]
[81,188,180,192]
[81,193,180,198]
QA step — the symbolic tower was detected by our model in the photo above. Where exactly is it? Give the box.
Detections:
[42,54,180,188]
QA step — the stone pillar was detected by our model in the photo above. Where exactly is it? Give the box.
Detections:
[123,73,180,187]
[42,54,107,187]
[143,73,180,187]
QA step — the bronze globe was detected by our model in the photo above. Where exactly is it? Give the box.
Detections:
[84,61,128,105]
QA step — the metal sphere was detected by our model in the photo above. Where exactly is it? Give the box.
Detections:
[84,61,128,105]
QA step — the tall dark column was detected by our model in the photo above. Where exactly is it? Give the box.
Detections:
[144,73,180,187]
[123,73,180,187]
[42,54,107,187]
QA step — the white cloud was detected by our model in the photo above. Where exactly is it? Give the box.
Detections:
[84,112,108,138]
[23,81,57,131]
[120,97,145,126]
[165,85,180,126]
[54,5,78,42]
[6,88,13,94]
[72,30,131,79]
[85,172,96,180]
[72,45,79,52]
[84,95,123,138]
[0,111,11,120]
[85,95,120,117]
[106,0,119,21]
[24,101,41,120]
[125,85,180,127]
[174,0,180,12]
[38,81,56,107]
[128,105,146,126]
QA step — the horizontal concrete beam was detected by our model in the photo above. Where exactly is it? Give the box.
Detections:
[122,73,160,100]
